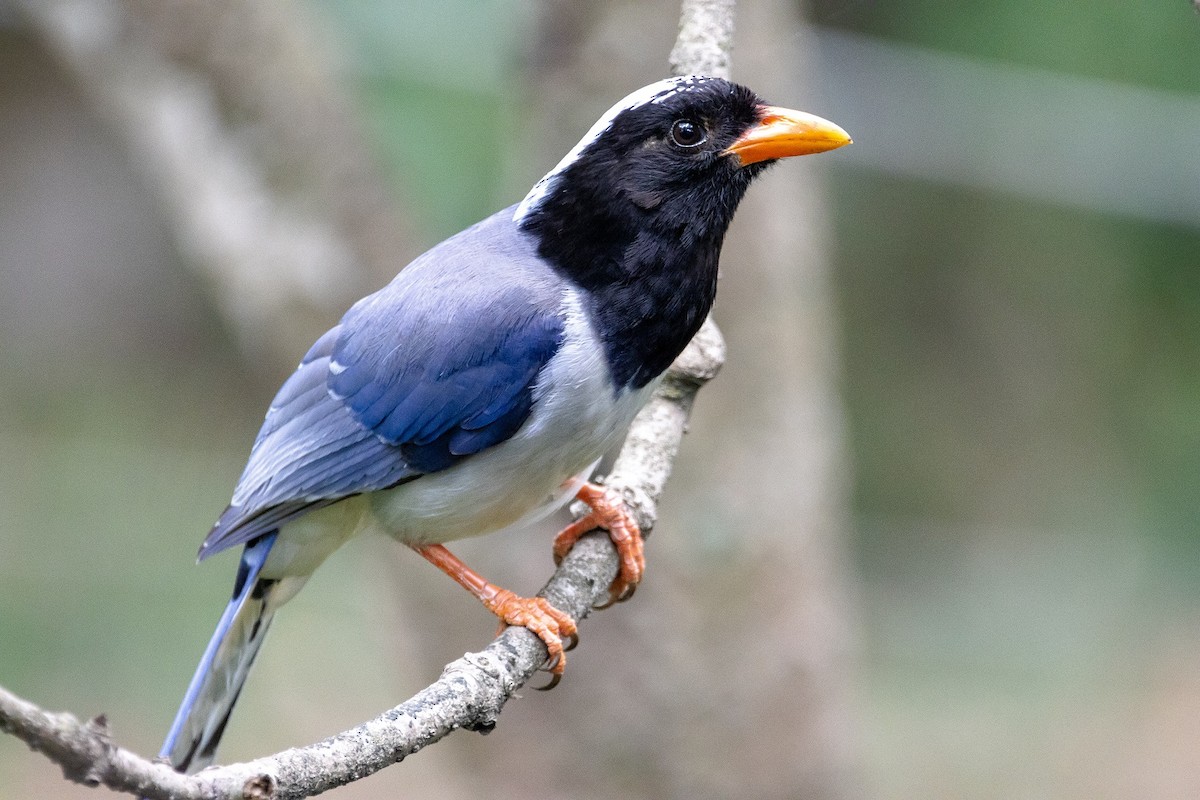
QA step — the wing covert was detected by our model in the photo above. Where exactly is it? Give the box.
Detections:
[330,284,563,472]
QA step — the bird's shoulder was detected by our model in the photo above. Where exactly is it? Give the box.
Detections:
[328,207,569,458]
[334,206,564,367]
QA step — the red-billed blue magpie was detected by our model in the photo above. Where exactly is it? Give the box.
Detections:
[158,75,850,773]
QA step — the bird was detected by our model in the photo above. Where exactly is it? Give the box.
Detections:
[156,75,850,774]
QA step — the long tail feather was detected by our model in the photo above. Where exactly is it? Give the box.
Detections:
[159,532,280,773]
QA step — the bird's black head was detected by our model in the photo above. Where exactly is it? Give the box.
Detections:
[516,76,850,389]
[519,78,766,266]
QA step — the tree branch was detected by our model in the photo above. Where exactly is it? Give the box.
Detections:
[0,0,735,796]
[670,0,735,78]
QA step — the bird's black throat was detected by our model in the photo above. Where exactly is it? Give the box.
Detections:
[522,160,760,391]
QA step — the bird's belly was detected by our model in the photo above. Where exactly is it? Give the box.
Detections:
[365,379,655,547]
[262,497,367,581]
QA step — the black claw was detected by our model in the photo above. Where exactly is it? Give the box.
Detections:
[595,580,638,610]
[564,630,579,652]
[533,671,562,691]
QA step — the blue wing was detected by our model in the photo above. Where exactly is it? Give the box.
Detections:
[329,284,563,472]
[198,216,565,561]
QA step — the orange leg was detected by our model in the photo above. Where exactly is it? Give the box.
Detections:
[552,482,644,606]
[414,544,578,676]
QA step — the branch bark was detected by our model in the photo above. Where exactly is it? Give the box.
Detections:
[0,1,738,797]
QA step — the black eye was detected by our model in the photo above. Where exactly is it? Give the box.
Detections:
[669,119,706,148]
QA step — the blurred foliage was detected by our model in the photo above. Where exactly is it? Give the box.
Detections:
[807,2,1200,796]
[834,170,1200,542]
[813,0,1200,94]
[307,0,533,238]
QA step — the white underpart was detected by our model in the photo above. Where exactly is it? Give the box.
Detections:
[513,75,716,223]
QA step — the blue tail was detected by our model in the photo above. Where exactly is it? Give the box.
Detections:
[160,532,279,773]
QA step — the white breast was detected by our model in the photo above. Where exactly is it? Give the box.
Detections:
[361,288,655,546]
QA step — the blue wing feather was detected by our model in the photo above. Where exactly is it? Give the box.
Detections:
[330,283,563,461]
[198,208,566,561]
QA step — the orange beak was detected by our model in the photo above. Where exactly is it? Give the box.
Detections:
[724,105,852,166]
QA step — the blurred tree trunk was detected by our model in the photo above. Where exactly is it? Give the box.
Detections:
[11,3,475,797]
[454,1,864,798]
[14,0,418,369]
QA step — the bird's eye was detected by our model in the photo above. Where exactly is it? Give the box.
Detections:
[669,119,706,148]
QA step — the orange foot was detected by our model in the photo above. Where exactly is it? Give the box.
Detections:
[414,544,578,684]
[553,482,644,607]
[483,588,577,677]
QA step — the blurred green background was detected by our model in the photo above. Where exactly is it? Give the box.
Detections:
[2,1,1199,798]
